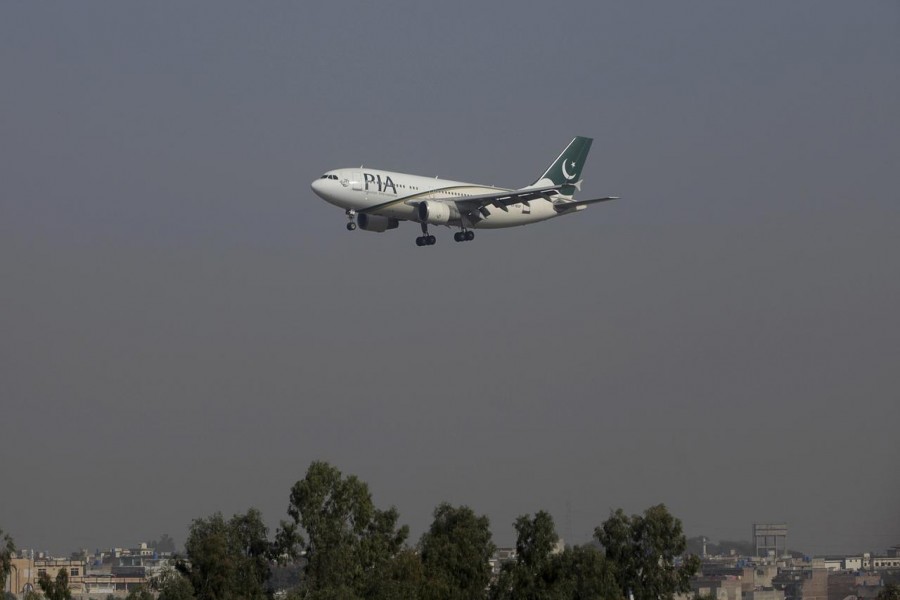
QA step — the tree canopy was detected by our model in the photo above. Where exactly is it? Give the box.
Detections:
[595,504,700,600]
[124,586,154,600]
[419,502,495,600]
[37,568,72,600]
[878,584,900,600]
[119,462,699,600]
[179,508,271,600]
[490,511,620,600]
[1,528,14,595]
[283,460,409,598]
[155,568,196,600]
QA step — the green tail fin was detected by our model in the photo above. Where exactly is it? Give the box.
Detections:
[532,136,593,196]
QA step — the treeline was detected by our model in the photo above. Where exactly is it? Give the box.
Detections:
[164,461,699,600]
[3,462,701,600]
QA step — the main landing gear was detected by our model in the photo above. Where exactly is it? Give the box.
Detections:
[415,222,436,247]
[345,209,357,231]
[415,228,475,246]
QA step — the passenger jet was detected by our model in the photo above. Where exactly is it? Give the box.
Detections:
[311,136,618,246]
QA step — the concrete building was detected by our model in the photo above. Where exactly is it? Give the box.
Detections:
[870,556,900,569]
[692,576,743,600]
[4,553,149,599]
[745,589,786,600]
[827,572,882,600]
[5,557,87,596]
[823,558,842,572]
[754,524,789,559]
[773,567,828,600]
[746,565,779,590]
[489,547,517,576]
[801,569,829,600]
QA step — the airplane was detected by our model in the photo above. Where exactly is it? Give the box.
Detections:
[310,136,619,247]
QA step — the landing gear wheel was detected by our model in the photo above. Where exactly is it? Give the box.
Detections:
[346,222,357,231]
[465,230,475,241]
[415,237,425,247]
[454,232,463,242]
[427,235,436,245]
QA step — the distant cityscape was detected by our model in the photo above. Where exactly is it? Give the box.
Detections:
[4,523,899,599]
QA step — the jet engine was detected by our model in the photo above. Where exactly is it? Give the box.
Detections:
[357,214,399,232]
[417,200,459,225]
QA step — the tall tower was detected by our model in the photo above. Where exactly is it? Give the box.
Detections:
[753,523,788,558]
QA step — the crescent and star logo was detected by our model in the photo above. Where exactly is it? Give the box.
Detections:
[561,160,576,180]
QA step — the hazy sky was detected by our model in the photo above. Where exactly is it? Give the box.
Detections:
[2,1,898,557]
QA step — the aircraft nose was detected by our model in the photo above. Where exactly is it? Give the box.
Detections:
[311,178,325,197]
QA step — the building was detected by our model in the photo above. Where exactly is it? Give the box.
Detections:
[827,572,882,600]
[870,556,900,569]
[691,575,743,600]
[4,551,151,599]
[5,556,87,596]
[773,567,828,600]
[754,524,789,559]
[745,589,786,600]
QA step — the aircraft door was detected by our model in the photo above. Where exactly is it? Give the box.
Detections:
[344,171,363,191]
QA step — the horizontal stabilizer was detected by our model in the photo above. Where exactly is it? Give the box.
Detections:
[553,196,619,212]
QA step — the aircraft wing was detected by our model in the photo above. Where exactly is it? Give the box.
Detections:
[358,184,568,215]
[453,184,567,212]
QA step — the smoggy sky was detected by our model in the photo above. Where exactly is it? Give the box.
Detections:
[1,1,898,557]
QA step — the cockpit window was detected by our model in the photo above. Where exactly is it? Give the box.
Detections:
[321,174,338,180]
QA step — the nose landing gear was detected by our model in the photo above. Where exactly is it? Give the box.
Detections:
[345,209,357,231]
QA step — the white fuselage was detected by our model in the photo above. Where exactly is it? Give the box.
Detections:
[311,168,566,229]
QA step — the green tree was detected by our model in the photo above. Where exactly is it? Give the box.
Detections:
[878,584,900,600]
[37,569,72,600]
[492,511,559,600]
[284,461,409,597]
[229,509,272,599]
[595,504,700,600]
[491,512,620,600]
[124,586,153,600]
[364,548,426,600]
[155,567,195,600]
[1,528,14,595]
[419,502,495,600]
[548,544,620,600]
[180,508,271,600]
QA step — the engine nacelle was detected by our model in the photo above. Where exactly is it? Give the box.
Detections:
[417,200,459,225]
[357,214,399,232]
